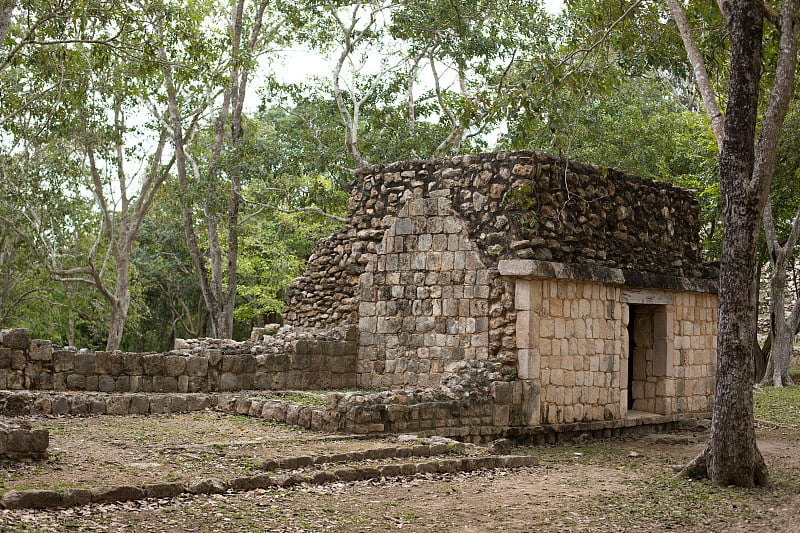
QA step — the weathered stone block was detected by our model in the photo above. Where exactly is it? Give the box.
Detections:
[0,347,11,368]
[2,489,62,509]
[7,429,30,452]
[187,376,207,392]
[114,375,131,392]
[186,355,208,376]
[10,350,26,370]
[230,474,275,491]
[29,339,53,361]
[123,353,143,374]
[144,482,186,499]
[221,354,240,373]
[177,375,189,393]
[51,395,69,415]
[85,375,99,391]
[30,429,49,452]
[0,328,30,351]
[91,485,146,504]
[153,376,178,393]
[62,488,92,507]
[204,349,223,366]
[142,354,165,376]
[220,373,239,391]
[66,373,85,390]
[129,394,150,414]
[98,375,115,393]
[188,478,227,495]
[106,395,130,415]
[74,352,97,375]
[150,395,171,413]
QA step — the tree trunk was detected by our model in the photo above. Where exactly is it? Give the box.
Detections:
[105,256,131,351]
[761,200,800,386]
[0,1,14,49]
[106,298,128,351]
[760,263,795,386]
[683,0,771,487]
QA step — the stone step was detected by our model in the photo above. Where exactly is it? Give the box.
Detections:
[1,454,539,510]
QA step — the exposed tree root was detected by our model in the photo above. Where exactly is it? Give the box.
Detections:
[677,445,772,488]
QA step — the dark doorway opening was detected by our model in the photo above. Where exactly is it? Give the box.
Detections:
[627,304,637,410]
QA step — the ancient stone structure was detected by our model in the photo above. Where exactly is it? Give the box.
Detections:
[285,150,718,430]
[0,150,718,452]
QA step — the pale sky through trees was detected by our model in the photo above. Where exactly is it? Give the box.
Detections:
[271,1,565,90]
[544,0,563,14]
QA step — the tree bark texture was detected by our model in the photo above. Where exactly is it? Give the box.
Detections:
[707,0,770,487]
[670,0,799,487]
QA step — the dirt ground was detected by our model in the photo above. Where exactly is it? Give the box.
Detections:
[0,408,798,532]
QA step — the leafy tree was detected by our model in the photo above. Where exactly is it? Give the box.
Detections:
[131,190,206,351]
[160,0,305,340]
[296,1,554,169]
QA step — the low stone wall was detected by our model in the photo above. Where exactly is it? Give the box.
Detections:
[0,419,48,462]
[0,328,356,394]
[1,453,540,510]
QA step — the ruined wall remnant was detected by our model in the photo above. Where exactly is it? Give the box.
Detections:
[0,327,356,394]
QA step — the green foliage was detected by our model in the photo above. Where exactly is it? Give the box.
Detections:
[502,185,539,230]
[6,0,777,347]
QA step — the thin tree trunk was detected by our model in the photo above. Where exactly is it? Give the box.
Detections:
[103,251,131,351]
[156,18,218,338]
[665,0,725,149]
[0,1,14,50]
[760,199,800,386]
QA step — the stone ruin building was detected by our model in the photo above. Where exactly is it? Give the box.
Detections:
[0,150,718,463]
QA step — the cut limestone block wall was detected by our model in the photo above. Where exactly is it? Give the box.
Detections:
[0,328,356,393]
[502,259,717,426]
[0,419,48,461]
[358,197,493,388]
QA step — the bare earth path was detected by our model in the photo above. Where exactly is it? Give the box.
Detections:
[1,411,799,532]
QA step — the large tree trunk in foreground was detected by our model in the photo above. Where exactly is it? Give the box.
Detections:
[682,0,771,487]
[674,0,799,487]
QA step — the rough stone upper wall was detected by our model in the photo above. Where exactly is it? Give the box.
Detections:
[285,150,708,331]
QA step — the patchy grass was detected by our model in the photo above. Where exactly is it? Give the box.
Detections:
[754,386,800,426]
[272,392,327,407]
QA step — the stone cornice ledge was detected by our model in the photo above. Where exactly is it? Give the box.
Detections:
[498,259,718,294]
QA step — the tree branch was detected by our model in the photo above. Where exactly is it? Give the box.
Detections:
[665,0,725,150]
[750,0,800,196]
[245,199,348,223]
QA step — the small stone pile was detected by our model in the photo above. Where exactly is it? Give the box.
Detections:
[0,417,48,462]
[174,325,355,357]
